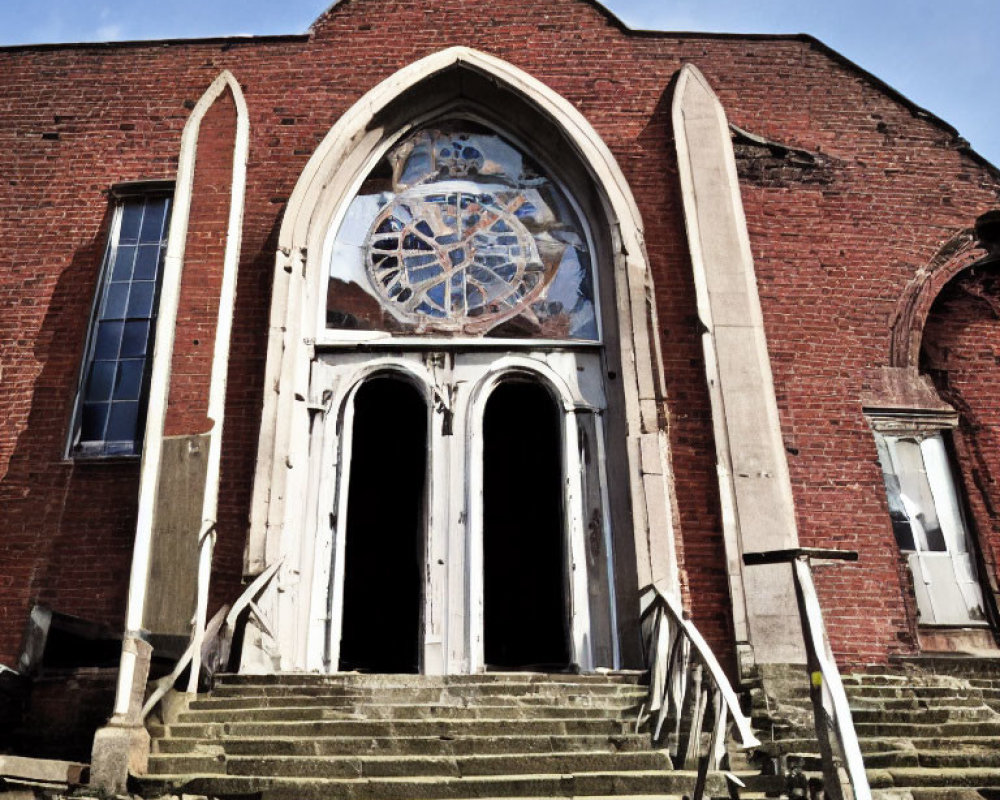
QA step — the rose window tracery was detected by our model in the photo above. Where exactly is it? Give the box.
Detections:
[367,189,546,329]
[328,124,598,340]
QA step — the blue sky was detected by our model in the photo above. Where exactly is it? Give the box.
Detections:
[1,1,997,167]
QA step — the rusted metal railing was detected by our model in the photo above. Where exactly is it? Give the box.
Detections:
[638,584,760,798]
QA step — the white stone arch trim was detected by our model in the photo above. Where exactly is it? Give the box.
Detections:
[113,70,249,714]
[300,358,435,672]
[247,47,680,629]
[464,358,594,673]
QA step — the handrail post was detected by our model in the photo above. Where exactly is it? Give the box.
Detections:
[743,548,871,800]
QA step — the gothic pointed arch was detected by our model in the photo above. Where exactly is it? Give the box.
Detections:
[245,47,680,672]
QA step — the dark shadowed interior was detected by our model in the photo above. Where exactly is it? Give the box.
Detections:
[339,376,426,673]
[483,379,570,670]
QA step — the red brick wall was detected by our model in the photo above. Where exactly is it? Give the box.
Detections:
[163,86,236,438]
[0,0,998,669]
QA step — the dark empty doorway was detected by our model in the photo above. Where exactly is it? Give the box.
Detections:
[483,380,570,670]
[339,376,426,673]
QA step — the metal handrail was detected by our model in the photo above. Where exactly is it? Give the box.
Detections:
[638,583,760,796]
[743,548,872,800]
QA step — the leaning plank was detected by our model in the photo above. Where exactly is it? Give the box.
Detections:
[0,755,87,786]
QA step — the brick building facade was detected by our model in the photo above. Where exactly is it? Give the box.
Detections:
[1,0,999,780]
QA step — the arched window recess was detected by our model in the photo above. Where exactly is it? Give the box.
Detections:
[320,113,603,348]
[248,49,677,675]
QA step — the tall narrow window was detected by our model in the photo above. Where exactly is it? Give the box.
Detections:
[71,191,171,457]
[874,430,986,625]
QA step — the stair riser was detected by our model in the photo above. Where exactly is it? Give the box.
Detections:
[215,673,645,688]
[135,770,727,800]
[164,719,634,739]
[866,767,1000,789]
[177,705,639,724]
[192,692,646,710]
[207,685,648,703]
[846,687,1000,700]
[186,751,674,779]
[850,708,999,724]
[854,722,1000,737]
[154,733,650,757]
[849,698,994,712]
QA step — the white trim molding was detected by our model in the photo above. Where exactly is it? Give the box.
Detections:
[94,70,249,792]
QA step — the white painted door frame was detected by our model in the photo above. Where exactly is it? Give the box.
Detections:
[305,349,607,674]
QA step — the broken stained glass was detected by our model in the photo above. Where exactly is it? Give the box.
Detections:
[327,123,598,340]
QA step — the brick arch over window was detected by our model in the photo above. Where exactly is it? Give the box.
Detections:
[888,228,982,369]
[247,47,682,658]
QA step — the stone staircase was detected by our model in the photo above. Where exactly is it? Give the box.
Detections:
[134,671,750,800]
[752,658,1000,799]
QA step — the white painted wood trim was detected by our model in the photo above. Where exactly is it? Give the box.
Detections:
[116,70,248,714]
[464,358,594,672]
[188,72,250,692]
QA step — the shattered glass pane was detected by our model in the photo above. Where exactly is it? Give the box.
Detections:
[920,435,970,555]
[327,122,598,340]
[888,437,946,552]
[874,434,915,551]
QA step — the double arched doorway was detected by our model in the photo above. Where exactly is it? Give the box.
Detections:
[336,371,575,674]
[245,48,679,676]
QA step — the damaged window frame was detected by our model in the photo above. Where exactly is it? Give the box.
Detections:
[67,181,173,460]
[319,115,603,348]
[868,409,987,626]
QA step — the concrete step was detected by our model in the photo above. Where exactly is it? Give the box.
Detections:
[850,707,999,724]
[157,717,635,740]
[139,671,685,799]
[854,721,1000,738]
[848,696,994,712]
[804,748,1000,770]
[154,733,651,758]
[844,681,1000,699]
[866,766,1000,789]
[844,674,971,688]
[873,791,1000,800]
[133,768,739,800]
[760,734,1000,758]
[214,671,647,688]
[191,690,646,710]
[161,750,675,779]
[175,703,640,724]
[207,683,649,703]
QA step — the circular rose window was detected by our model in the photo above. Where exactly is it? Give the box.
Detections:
[366,187,546,331]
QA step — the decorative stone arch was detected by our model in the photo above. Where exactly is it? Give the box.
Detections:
[889,228,982,369]
[246,46,680,671]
